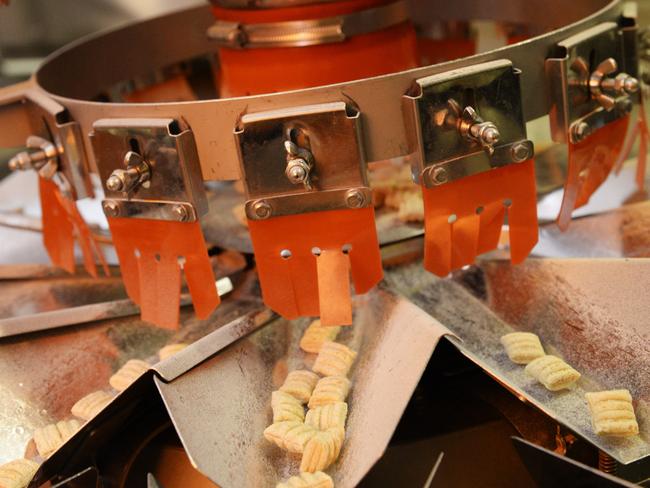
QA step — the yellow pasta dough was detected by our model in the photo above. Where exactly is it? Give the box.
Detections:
[586,389,639,437]
[300,320,341,354]
[300,427,345,473]
[0,459,39,488]
[109,359,150,392]
[308,376,351,409]
[32,419,82,459]
[500,332,545,364]
[71,390,113,421]
[158,343,188,361]
[312,342,357,377]
[525,355,581,391]
[271,391,305,423]
[280,370,320,404]
[276,471,333,488]
[264,421,318,453]
[305,402,348,430]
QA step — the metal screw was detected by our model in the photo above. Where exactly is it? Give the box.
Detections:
[345,189,366,209]
[172,204,189,222]
[252,200,272,219]
[511,142,531,162]
[431,167,448,185]
[106,173,125,192]
[480,125,501,145]
[103,200,120,218]
[622,75,639,95]
[572,121,591,143]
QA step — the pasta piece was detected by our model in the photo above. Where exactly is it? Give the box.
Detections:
[32,419,82,459]
[0,459,39,488]
[312,342,357,377]
[305,402,348,430]
[308,376,351,409]
[158,343,188,361]
[586,390,639,437]
[56,419,81,442]
[525,355,581,391]
[33,424,62,459]
[109,359,149,392]
[300,427,345,473]
[71,390,113,421]
[300,320,341,354]
[279,370,319,404]
[276,471,334,488]
[397,192,424,223]
[271,391,305,423]
[263,421,317,453]
[500,332,545,364]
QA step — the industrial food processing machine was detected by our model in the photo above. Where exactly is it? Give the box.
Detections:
[0,0,649,486]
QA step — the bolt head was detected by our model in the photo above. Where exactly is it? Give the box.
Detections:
[345,189,366,209]
[287,164,307,184]
[253,200,272,219]
[616,97,633,114]
[106,174,125,192]
[624,76,639,94]
[511,142,531,163]
[172,204,189,222]
[431,167,448,185]
[103,200,120,218]
[482,126,500,145]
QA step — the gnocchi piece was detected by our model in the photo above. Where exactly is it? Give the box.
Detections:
[586,389,639,437]
[308,376,351,409]
[305,402,348,430]
[109,359,149,392]
[264,421,317,453]
[300,320,341,354]
[300,427,345,473]
[312,342,357,377]
[279,370,319,404]
[500,332,545,364]
[71,390,113,421]
[525,355,581,391]
[0,459,39,488]
[276,471,334,488]
[397,192,424,223]
[32,419,82,459]
[33,424,61,459]
[271,391,305,423]
[158,343,188,361]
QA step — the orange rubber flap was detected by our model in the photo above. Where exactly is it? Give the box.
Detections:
[614,102,648,190]
[421,159,538,277]
[317,249,353,326]
[557,115,630,230]
[39,177,108,277]
[248,207,382,321]
[107,217,219,329]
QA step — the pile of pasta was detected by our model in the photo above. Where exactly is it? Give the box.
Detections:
[501,332,639,438]
[265,320,358,488]
[0,343,187,488]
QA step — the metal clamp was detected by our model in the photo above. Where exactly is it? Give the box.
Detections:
[90,118,207,222]
[235,101,370,220]
[403,59,534,188]
[547,21,640,144]
[207,0,409,49]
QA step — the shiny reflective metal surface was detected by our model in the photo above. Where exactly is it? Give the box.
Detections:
[385,258,650,464]
[156,288,451,487]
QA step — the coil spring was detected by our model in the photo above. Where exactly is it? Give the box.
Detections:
[598,450,618,475]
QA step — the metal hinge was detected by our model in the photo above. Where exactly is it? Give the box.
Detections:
[546,20,640,144]
[90,118,207,222]
[235,101,371,220]
[403,59,534,188]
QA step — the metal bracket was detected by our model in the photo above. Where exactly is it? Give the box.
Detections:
[546,21,640,144]
[90,118,207,222]
[8,93,93,200]
[235,102,370,220]
[403,59,533,188]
